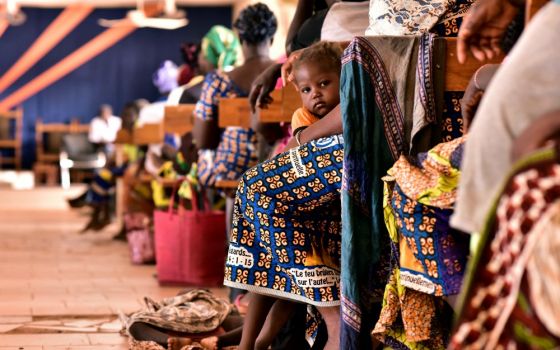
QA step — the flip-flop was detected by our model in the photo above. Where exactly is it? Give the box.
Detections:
[233,294,249,315]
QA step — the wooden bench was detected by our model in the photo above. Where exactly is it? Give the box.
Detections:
[164,104,195,135]
[115,104,193,146]
[115,123,164,145]
[218,86,301,127]
[0,108,22,170]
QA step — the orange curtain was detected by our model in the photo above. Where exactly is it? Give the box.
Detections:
[0,21,136,112]
[0,4,94,94]
[0,19,8,38]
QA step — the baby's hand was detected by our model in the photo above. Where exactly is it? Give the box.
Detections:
[281,49,304,87]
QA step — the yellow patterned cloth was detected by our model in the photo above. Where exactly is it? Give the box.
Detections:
[388,136,465,209]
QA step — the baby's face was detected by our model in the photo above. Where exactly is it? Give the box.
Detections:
[294,62,340,118]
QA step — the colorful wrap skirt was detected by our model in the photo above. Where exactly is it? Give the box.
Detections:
[373,137,470,350]
[224,135,344,307]
[198,127,259,187]
[450,149,560,350]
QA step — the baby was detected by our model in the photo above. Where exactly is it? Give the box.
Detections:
[291,41,343,143]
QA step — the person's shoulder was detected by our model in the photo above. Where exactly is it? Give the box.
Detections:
[204,70,229,83]
[202,70,235,94]
[89,116,103,125]
[291,107,305,118]
[110,115,122,125]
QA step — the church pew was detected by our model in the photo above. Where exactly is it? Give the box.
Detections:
[164,104,195,135]
[0,108,23,170]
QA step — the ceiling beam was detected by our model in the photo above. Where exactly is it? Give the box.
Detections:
[0,4,93,94]
[0,20,136,112]
[15,0,236,8]
[0,19,8,38]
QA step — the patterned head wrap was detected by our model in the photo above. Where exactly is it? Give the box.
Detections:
[200,25,240,70]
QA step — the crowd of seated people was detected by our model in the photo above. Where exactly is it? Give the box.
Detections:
[61,0,559,349]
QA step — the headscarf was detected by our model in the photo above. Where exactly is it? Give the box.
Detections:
[178,43,199,85]
[152,60,179,94]
[200,25,240,71]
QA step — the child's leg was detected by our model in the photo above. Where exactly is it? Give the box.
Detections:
[317,306,340,350]
[128,322,170,347]
[220,314,244,331]
[237,293,276,350]
[80,203,101,233]
[169,314,244,350]
[226,197,234,242]
[212,325,243,349]
[254,299,298,350]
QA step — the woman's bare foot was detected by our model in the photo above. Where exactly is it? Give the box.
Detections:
[168,337,192,350]
[200,336,219,350]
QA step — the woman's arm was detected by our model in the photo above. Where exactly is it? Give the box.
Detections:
[461,63,500,132]
[284,104,342,150]
[511,109,560,162]
[251,109,285,145]
[193,118,220,149]
[285,0,315,55]
[192,73,222,150]
[249,0,316,113]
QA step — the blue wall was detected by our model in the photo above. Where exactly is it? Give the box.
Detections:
[0,6,232,168]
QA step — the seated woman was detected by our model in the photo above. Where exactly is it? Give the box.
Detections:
[226,41,344,350]
[193,5,277,189]
[450,109,560,349]
[192,6,278,289]
[227,1,491,349]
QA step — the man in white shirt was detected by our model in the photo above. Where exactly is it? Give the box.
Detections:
[88,104,122,152]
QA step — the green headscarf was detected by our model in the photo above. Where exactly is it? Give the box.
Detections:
[201,25,240,71]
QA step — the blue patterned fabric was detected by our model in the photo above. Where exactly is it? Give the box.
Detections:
[390,184,469,297]
[441,91,465,142]
[194,71,258,186]
[87,165,126,204]
[224,135,344,306]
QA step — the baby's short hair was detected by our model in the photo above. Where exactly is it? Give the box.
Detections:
[293,41,343,77]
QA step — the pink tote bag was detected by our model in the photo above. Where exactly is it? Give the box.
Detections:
[153,184,227,286]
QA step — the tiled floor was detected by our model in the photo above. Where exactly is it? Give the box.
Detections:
[0,186,228,349]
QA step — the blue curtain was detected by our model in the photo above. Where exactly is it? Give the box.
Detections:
[0,6,232,168]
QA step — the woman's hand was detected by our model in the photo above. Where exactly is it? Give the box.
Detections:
[461,64,500,131]
[249,63,282,113]
[457,0,521,63]
[511,110,560,163]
